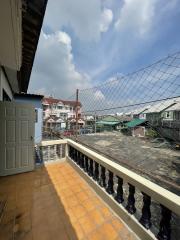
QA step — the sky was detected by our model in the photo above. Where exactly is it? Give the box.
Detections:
[28,0,180,99]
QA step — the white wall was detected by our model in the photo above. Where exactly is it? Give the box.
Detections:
[0,67,13,101]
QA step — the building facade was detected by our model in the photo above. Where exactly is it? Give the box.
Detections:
[42,97,83,131]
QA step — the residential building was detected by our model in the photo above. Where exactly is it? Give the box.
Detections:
[143,98,180,125]
[158,102,180,142]
[83,115,95,127]
[96,115,121,131]
[143,98,180,141]
[42,97,83,131]
[96,115,132,132]
[163,102,180,121]
[125,119,148,137]
[131,106,151,119]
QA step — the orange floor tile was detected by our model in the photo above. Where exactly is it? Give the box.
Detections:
[0,162,138,240]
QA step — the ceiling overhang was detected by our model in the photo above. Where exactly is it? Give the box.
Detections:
[18,0,48,93]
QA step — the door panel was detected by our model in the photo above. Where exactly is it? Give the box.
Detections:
[0,102,35,176]
[21,121,29,141]
[21,146,29,166]
[6,147,15,169]
[6,120,16,142]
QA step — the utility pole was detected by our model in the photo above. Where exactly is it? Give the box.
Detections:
[75,89,79,141]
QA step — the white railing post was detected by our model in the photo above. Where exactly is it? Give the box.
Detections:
[65,142,68,160]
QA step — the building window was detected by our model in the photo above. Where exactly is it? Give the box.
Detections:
[175,111,180,120]
[3,89,11,101]
[165,111,171,119]
[43,105,48,111]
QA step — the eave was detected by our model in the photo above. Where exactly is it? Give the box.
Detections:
[18,0,48,93]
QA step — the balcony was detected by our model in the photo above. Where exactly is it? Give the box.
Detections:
[0,139,180,240]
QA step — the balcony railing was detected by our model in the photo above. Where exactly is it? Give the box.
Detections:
[37,139,180,240]
[36,139,66,163]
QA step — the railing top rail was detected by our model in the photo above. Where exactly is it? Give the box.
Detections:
[38,139,67,147]
[67,139,180,215]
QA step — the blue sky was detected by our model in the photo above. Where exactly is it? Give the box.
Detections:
[29,0,180,99]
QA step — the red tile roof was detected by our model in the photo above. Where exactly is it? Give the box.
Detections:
[43,97,82,107]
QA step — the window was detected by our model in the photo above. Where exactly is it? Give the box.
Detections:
[43,105,48,111]
[175,111,180,120]
[165,111,171,119]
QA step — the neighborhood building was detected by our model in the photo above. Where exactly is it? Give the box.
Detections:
[96,115,132,132]
[131,106,151,119]
[158,101,180,141]
[42,97,84,131]
[125,118,148,137]
[144,98,180,125]
[96,115,121,131]
[163,102,180,122]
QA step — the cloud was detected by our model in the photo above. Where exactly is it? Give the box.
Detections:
[29,0,180,102]
[29,31,91,98]
[94,90,105,100]
[100,8,113,32]
[44,0,112,42]
[115,0,156,37]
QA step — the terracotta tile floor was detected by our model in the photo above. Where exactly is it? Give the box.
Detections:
[0,162,138,240]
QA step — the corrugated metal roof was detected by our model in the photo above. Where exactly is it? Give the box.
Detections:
[96,121,120,126]
[126,119,146,128]
[100,115,120,122]
[165,102,180,111]
[144,98,180,113]
[132,106,151,115]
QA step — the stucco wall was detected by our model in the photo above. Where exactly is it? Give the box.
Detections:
[0,66,13,101]
[15,97,43,143]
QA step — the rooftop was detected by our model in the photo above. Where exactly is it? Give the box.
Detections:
[165,102,180,111]
[43,97,82,107]
[0,162,137,240]
[125,119,147,128]
[143,97,180,114]
[78,132,180,194]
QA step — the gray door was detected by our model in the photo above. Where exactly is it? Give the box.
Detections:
[0,102,35,176]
